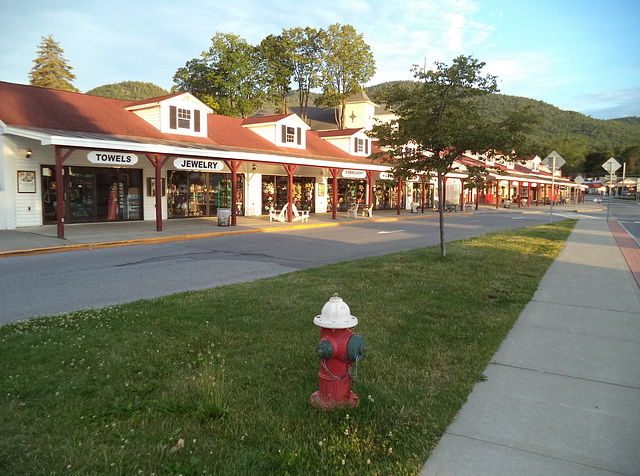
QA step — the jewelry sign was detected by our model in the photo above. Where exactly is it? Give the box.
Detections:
[173,158,226,171]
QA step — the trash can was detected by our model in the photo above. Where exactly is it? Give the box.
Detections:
[217,208,231,226]
[411,202,419,213]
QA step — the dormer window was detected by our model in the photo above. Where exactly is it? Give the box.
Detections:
[127,93,210,137]
[170,106,201,133]
[286,127,295,143]
[354,138,369,154]
[178,108,191,129]
[282,125,302,145]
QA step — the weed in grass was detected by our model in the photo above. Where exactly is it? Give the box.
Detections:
[193,348,230,421]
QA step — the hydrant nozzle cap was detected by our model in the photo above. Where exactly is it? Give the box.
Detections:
[313,293,358,329]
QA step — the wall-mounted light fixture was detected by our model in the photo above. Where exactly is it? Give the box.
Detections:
[26,149,33,158]
[252,164,257,170]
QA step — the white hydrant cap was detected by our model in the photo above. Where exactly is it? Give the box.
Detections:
[313,293,358,329]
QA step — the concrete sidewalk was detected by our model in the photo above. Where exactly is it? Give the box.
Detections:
[420,217,640,475]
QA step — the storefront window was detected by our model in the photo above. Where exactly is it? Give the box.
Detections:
[374,180,397,210]
[168,171,243,218]
[327,179,367,212]
[41,166,142,224]
[262,175,315,212]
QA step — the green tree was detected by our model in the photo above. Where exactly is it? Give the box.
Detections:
[317,24,376,129]
[547,135,588,175]
[619,145,640,176]
[370,56,535,256]
[29,34,78,92]
[173,33,264,118]
[584,151,609,176]
[284,26,323,123]
[259,34,294,114]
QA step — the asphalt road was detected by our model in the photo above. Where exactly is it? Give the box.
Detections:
[0,210,627,325]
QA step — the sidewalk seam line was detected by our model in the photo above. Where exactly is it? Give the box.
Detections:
[488,362,640,390]
[442,432,629,475]
[513,322,640,344]
[530,298,640,315]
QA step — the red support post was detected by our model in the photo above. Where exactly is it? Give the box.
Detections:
[54,146,74,239]
[397,178,402,215]
[495,181,500,209]
[224,160,243,226]
[366,170,375,209]
[283,164,299,222]
[421,176,426,213]
[146,154,171,231]
[330,168,340,220]
[518,181,522,208]
[527,182,531,207]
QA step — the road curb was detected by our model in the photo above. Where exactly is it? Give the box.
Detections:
[609,220,640,290]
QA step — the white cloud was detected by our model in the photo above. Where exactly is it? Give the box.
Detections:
[573,88,640,119]
[485,53,572,97]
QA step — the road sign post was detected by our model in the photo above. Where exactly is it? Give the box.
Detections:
[602,157,621,221]
[543,151,565,224]
[574,175,584,204]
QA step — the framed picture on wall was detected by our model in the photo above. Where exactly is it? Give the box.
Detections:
[147,177,166,196]
[318,183,325,197]
[17,171,36,193]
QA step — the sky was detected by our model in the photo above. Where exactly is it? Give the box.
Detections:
[1,0,639,120]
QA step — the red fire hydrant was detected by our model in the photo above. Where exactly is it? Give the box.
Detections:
[310,294,366,410]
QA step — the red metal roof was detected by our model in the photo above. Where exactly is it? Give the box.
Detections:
[0,82,378,165]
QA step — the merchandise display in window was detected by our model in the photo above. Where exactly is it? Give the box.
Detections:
[262,175,315,212]
[167,171,244,218]
[41,166,143,224]
[328,179,367,212]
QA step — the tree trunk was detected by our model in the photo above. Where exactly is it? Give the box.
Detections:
[438,172,446,256]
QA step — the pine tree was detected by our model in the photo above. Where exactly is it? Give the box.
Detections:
[29,35,79,92]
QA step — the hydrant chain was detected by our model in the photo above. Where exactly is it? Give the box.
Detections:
[351,353,363,382]
[321,358,352,380]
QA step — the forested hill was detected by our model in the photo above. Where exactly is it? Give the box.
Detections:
[86,81,169,101]
[475,93,640,152]
[365,82,640,156]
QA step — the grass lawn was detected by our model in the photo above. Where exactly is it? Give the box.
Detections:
[0,220,576,475]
